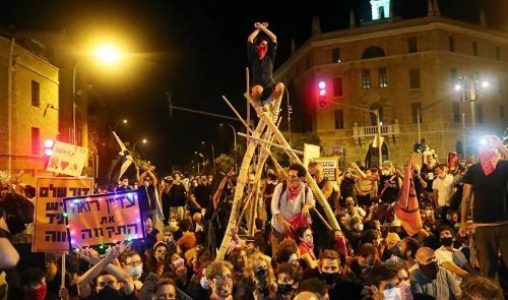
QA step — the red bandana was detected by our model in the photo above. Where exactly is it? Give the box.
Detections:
[257,44,268,59]
[287,184,302,202]
[480,149,498,176]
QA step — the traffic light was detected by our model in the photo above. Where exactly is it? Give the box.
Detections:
[318,81,327,108]
[43,139,55,156]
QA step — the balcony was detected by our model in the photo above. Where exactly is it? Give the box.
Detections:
[352,119,400,139]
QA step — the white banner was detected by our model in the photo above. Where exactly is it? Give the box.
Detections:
[46,141,88,177]
[303,143,321,169]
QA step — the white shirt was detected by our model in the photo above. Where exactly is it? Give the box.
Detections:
[271,182,315,234]
[432,174,454,207]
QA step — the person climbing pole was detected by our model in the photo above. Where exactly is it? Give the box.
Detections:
[247,21,285,117]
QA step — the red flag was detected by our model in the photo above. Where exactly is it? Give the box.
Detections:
[395,158,422,236]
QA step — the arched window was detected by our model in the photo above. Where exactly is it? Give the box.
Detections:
[361,46,385,59]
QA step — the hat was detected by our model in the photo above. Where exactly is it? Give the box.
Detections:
[385,232,401,244]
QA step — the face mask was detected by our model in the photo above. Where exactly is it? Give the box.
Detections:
[200,276,210,290]
[276,283,293,295]
[98,286,120,299]
[441,237,454,247]
[389,245,401,257]
[321,272,340,285]
[427,173,434,180]
[173,258,185,271]
[354,224,364,232]
[419,261,439,280]
[128,265,143,280]
[255,268,268,281]
[383,287,402,300]
[24,284,47,300]
[257,44,268,59]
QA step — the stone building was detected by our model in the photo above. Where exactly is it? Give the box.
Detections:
[0,32,59,181]
[275,2,508,166]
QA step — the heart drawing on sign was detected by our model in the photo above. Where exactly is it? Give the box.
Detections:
[60,161,69,170]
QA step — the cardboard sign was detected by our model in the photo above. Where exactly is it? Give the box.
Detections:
[46,141,88,177]
[64,191,144,248]
[33,177,94,252]
[303,143,321,169]
[313,156,340,182]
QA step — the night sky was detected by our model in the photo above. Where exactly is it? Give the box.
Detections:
[1,0,507,174]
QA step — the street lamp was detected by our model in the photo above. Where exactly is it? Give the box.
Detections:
[201,141,216,174]
[133,138,148,154]
[113,119,128,132]
[331,101,383,168]
[219,123,237,152]
[72,44,122,145]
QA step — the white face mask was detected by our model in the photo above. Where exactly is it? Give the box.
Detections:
[200,276,210,290]
[383,287,402,300]
[128,265,143,280]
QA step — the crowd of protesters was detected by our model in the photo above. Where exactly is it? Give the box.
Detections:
[0,136,507,300]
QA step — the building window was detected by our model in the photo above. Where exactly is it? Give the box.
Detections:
[306,56,312,70]
[333,78,343,96]
[411,102,422,124]
[335,109,344,129]
[408,37,418,53]
[500,105,505,121]
[409,69,420,89]
[449,36,455,52]
[361,46,385,59]
[332,48,341,63]
[361,70,371,89]
[450,68,458,85]
[31,127,40,155]
[473,42,478,56]
[379,67,388,88]
[452,102,460,123]
[476,104,483,123]
[496,47,501,61]
[31,80,40,107]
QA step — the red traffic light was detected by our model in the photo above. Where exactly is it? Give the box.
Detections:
[43,139,55,157]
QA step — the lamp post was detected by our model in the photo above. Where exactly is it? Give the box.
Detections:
[133,138,148,155]
[201,141,216,174]
[72,44,121,145]
[454,74,490,158]
[331,101,383,168]
[114,119,128,132]
[219,123,237,152]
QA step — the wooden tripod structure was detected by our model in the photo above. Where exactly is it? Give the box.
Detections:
[215,74,341,261]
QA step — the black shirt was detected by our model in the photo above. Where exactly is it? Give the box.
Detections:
[463,160,508,223]
[191,184,210,208]
[169,184,187,207]
[137,185,156,213]
[247,41,277,87]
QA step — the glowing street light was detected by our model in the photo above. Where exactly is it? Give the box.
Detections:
[72,43,123,145]
[481,80,490,89]
[133,138,148,154]
[94,44,121,65]
[454,84,462,91]
[114,119,128,132]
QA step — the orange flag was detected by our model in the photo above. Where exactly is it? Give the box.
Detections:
[395,158,422,236]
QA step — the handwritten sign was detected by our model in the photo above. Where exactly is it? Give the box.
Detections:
[64,191,144,248]
[313,157,339,182]
[33,177,94,252]
[303,143,321,169]
[46,141,88,177]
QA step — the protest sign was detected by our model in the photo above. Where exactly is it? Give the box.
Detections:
[33,177,94,252]
[313,156,340,182]
[303,143,321,169]
[64,191,144,248]
[46,141,88,177]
